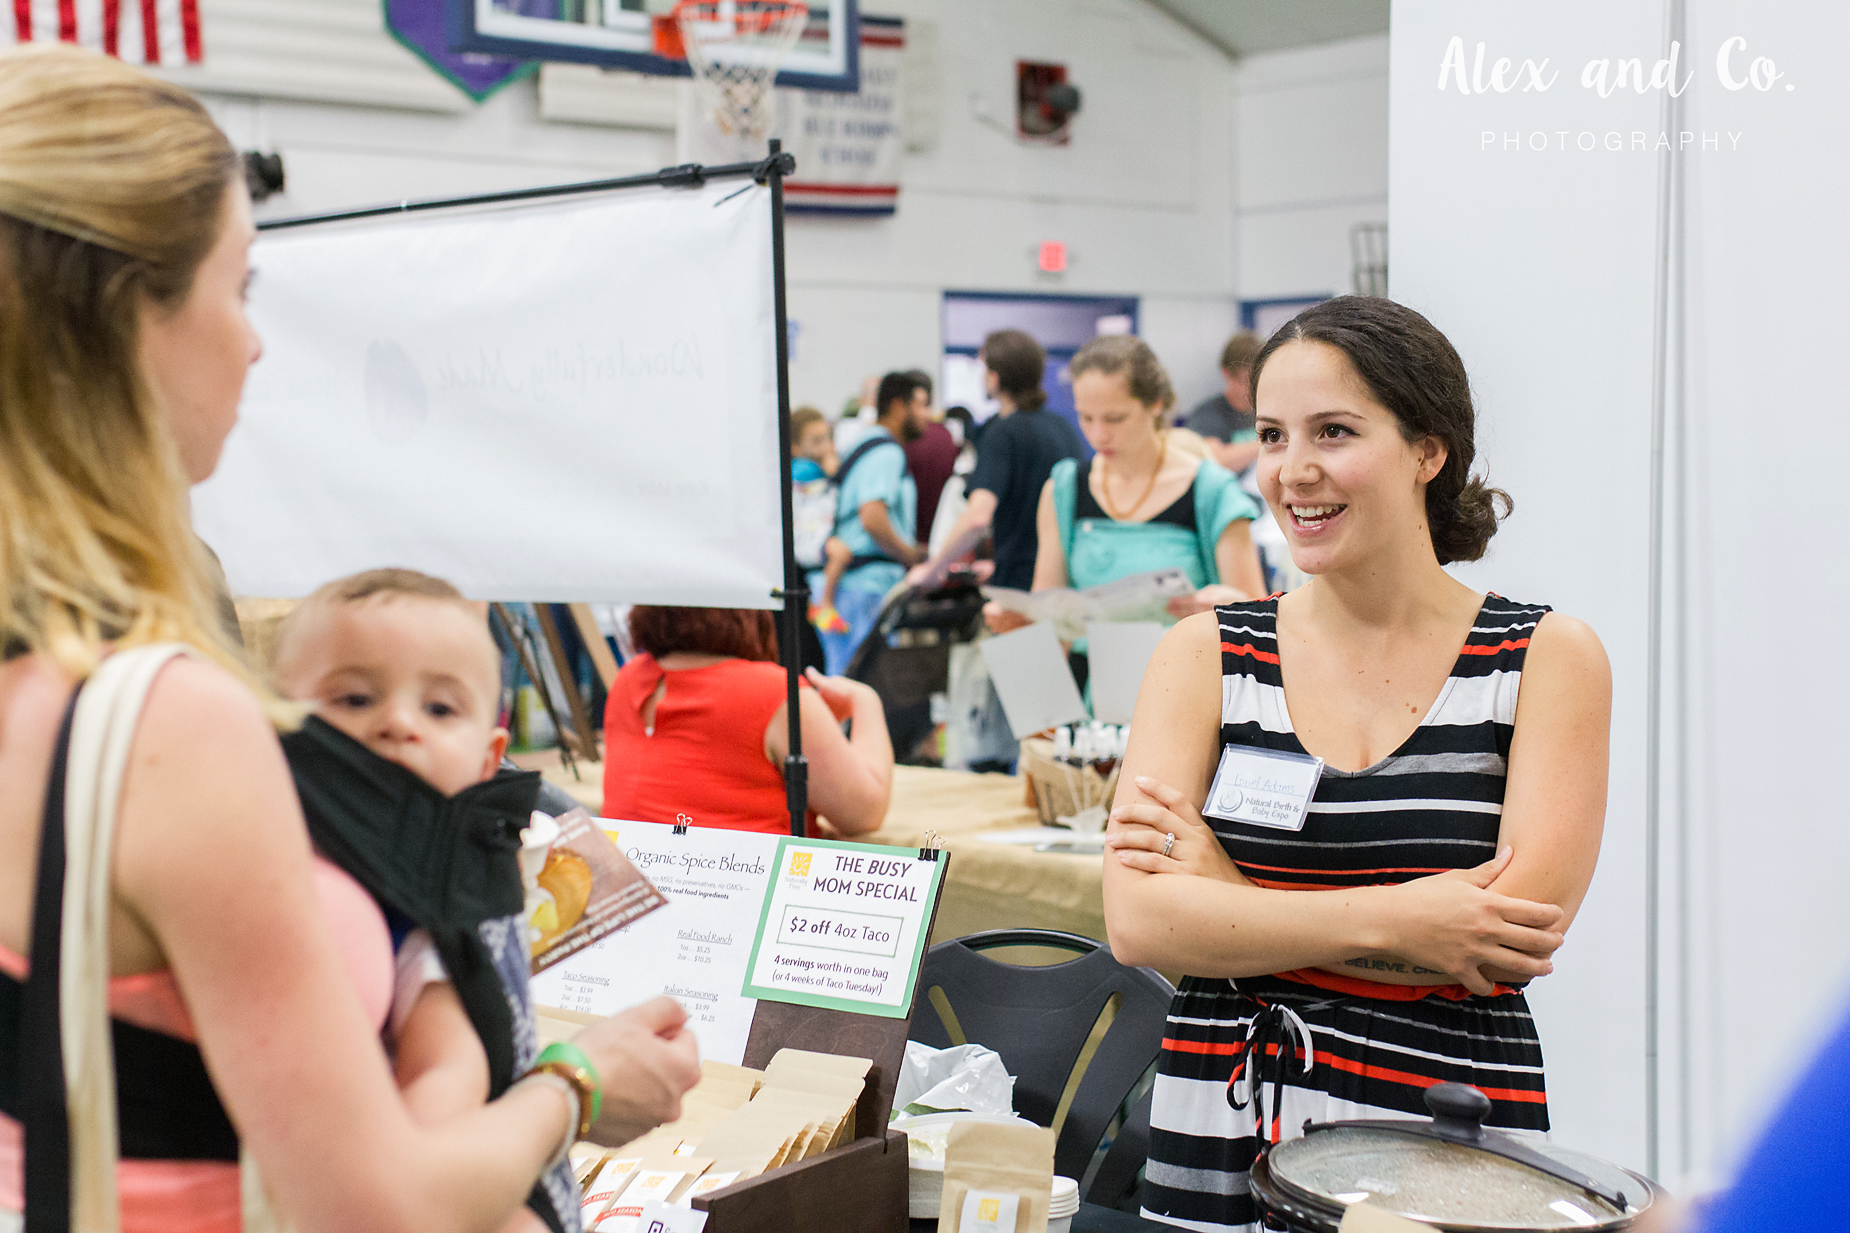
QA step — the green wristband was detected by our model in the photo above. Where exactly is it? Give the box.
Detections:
[535,1040,603,1128]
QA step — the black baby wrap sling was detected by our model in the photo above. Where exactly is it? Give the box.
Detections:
[281,716,569,1233]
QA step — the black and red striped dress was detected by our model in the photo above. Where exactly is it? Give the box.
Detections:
[1140,596,1552,1233]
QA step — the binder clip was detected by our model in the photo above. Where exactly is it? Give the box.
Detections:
[918,830,944,862]
[673,812,692,836]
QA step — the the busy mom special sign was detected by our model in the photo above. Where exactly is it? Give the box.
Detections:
[742,838,945,1018]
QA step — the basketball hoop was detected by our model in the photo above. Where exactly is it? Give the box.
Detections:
[673,0,809,142]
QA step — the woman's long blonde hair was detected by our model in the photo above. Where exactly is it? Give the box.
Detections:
[0,43,254,684]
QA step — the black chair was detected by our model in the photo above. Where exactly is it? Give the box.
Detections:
[908,929,1175,1212]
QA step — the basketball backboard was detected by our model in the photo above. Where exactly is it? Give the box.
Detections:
[443,0,859,92]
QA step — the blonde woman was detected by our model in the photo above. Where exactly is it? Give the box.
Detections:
[0,45,698,1232]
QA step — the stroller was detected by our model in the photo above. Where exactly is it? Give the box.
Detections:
[843,570,989,765]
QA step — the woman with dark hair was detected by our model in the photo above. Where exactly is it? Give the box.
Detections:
[601,607,893,836]
[1100,297,1612,1232]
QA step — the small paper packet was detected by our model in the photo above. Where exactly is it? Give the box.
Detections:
[937,1120,1055,1233]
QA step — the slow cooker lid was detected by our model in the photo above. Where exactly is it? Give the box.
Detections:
[1263,1083,1644,1230]
[1267,1129,1628,1229]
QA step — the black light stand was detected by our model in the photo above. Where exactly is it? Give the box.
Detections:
[763,139,809,838]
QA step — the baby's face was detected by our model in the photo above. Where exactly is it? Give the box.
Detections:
[796,421,832,461]
[277,596,507,798]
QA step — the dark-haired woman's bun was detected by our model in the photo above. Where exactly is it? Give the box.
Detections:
[1431,475,1511,565]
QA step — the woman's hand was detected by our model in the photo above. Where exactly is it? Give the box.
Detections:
[1377,848,1566,996]
[1166,583,1250,620]
[983,602,1032,636]
[1105,775,1243,883]
[804,666,877,723]
[573,997,703,1147]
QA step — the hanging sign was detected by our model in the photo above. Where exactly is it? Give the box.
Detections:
[741,837,944,1017]
[780,13,903,214]
[386,0,533,101]
[531,820,783,1065]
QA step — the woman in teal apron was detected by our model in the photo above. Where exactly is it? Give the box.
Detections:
[1032,336,1265,620]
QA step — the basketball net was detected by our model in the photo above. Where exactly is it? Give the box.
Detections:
[674,0,808,143]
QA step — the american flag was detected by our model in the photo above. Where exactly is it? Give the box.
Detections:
[3,0,202,66]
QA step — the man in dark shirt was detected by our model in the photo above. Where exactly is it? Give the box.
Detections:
[899,369,959,547]
[1185,330,1262,477]
[908,329,1085,591]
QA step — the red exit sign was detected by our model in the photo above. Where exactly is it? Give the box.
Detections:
[1038,241,1067,273]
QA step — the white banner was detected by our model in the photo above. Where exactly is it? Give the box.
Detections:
[192,180,784,605]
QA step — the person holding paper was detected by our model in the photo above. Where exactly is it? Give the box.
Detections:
[603,606,893,836]
[984,337,1265,665]
[0,47,699,1231]
[1100,297,1611,1233]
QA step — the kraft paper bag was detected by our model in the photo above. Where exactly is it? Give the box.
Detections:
[937,1120,1056,1233]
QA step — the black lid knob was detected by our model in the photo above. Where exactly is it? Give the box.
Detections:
[1424,1082,1492,1140]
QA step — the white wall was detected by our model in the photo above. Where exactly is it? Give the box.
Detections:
[783,0,1240,414]
[1230,33,1388,304]
[1673,0,1850,1190]
[1392,2,1661,1176]
[1392,0,1850,1193]
[176,0,1243,419]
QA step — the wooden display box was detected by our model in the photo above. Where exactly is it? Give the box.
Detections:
[690,1126,909,1232]
[689,876,945,1233]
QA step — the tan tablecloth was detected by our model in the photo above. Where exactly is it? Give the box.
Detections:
[861,767,1107,945]
[516,756,1108,945]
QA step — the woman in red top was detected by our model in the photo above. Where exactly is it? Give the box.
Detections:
[602,607,893,835]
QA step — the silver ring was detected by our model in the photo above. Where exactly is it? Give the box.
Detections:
[1161,832,1176,857]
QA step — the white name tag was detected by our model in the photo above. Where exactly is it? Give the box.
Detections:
[1202,744,1325,831]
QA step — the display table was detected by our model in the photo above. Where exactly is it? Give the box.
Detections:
[860,767,1106,946]
[514,756,1109,945]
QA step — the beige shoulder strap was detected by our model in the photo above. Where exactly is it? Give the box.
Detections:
[61,644,190,1232]
[57,644,291,1233]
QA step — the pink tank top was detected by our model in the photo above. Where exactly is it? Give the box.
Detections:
[0,857,394,1231]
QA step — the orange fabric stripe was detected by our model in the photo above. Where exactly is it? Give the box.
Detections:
[1245,877,1355,891]
[1318,1053,1547,1104]
[1220,641,1281,665]
[1235,860,1450,877]
[1274,967,1518,1003]
[1458,638,1530,655]
[1162,1037,1546,1106]
[1162,1036,1240,1056]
